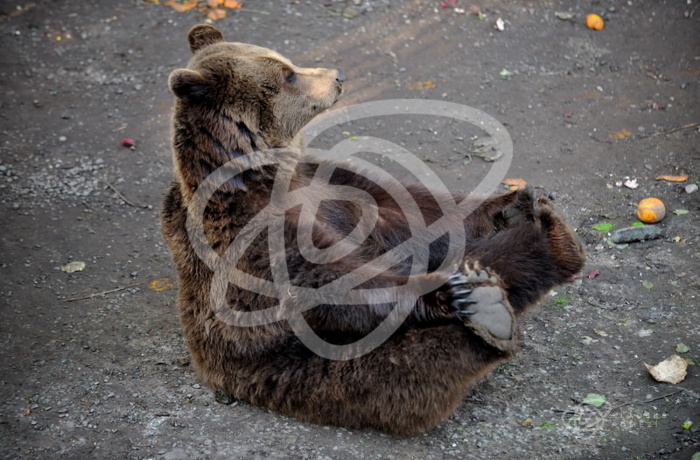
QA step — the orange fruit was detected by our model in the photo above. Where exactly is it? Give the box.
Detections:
[586,14,605,30]
[637,198,666,223]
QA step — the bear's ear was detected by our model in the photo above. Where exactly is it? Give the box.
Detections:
[169,69,209,100]
[188,24,224,53]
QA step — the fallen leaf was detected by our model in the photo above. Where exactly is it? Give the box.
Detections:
[592,222,613,233]
[583,393,607,407]
[675,343,690,354]
[61,261,86,273]
[593,329,609,337]
[207,0,223,6]
[587,269,600,279]
[580,336,598,345]
[224,0,243,8]
[673,236,682,243]
[499,69,512,77]
[207,8,227,20]
[609,128,632,140]
[502,178,527,190]
[469,137,502,161]
[655,174,688,182]
[406,80,437,90]
[644,355,688,384]
[519,418,533,427]
[149,279,174,292]
[672,209,689,216]
[23,409,31,416]
[164,0,198,13]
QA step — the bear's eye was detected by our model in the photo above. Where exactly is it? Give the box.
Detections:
[285,69,297,85]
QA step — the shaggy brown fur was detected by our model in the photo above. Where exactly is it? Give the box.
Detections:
[161,24,586,435]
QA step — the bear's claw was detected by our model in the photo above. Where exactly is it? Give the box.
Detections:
[436,264,514,340]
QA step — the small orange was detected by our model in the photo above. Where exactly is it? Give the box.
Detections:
[586,14,605,30]
[637,197,666,224]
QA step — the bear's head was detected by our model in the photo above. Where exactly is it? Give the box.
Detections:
[169,25,344,150]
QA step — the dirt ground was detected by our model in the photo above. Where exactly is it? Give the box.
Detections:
[1,0,699,459]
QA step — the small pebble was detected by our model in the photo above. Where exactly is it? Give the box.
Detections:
[59,136,67,142]
[685,183,698,194]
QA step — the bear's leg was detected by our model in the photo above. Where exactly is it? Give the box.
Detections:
[218,264,518,435]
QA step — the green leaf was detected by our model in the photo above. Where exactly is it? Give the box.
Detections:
[641,280,654,291]
[538,421,556,430]
[593,222,614,232]
[583,393,607,407]
[691,452,700,460]
[681,420,693,430]
[676,343,690,354]
[673,209,689,216]
[631,221,645,227]
[499,69,512,77]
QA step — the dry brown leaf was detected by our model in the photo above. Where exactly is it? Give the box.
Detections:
[609,128,632,140]
[643,355,688,384]
[655,174,688,182]
[165,0,198,13]
[224,0,243,8]
[406,81,437,90]
[207,8,227,20]
[502,178,527,191]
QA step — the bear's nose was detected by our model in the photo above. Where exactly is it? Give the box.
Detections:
[335,70,345,83]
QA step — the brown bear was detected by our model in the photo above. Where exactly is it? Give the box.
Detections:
[161,24,586,435]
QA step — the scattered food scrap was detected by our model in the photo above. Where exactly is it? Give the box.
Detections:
[495,17,505,31]
[644,355,688,384]
[61,261,86,273]
[655,174,688,182]
[610,225,663,244]
[121,138,135,148]
[585,14,604,30]
[501,178,527,191]
[623,178,639,189]
[555,11,575,21]
[637,197,666,223]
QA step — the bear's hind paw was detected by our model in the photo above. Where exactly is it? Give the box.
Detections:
[456,264,516,342]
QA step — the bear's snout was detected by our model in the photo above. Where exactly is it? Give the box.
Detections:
[334,69,345,83]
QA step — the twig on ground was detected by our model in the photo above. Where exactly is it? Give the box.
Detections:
[659,122,700,136]
[105,182,149,209]
[65,283,142,302]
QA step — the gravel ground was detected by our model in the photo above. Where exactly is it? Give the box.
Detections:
[1,1,698,459]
